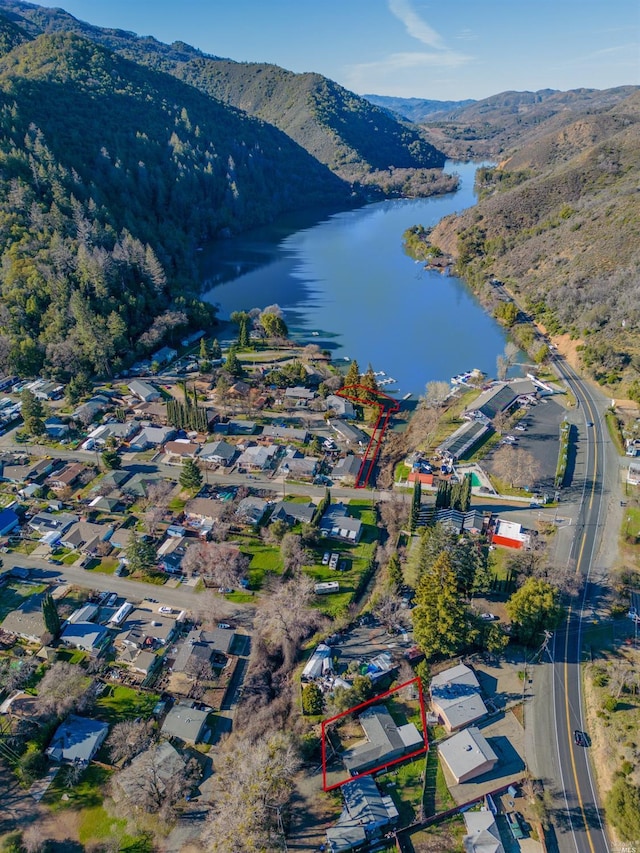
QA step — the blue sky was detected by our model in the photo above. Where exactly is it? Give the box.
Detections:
[42,0,639,100]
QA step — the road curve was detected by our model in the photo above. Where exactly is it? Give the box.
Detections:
[550,357,612,853]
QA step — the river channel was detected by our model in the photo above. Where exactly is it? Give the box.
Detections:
[201,161,513,398]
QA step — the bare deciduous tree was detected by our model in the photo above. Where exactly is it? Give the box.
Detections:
[35,662,92,718]
[111,744,200,823]
[203,732,299,853]
[255,574,321,667]
[491,445,541,489]
[422,380,451,408]
[107,719,153,765]
[181,541,249,588]
[280,533,307,577]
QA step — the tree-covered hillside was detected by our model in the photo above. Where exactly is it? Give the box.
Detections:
[0,1,447,190]
[0,28,349,379]
[428,90,640,390]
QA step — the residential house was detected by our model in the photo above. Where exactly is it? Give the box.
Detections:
[0,507,19,537]
[114,608,177,652]
[90,469,131,496]
[85,420,139,448]
[129,425,176,452]
[429,663,488,732]
[1,593,48,644]
[330,421,369,447]
[342,705,423,776]
[326,775,399,853]
[72,395,111,423]
[627,461,640,485]
[326,395,356,420]
[120,473,160,500]
[320,503,363,544]
[46,715,109,767]
[225,419,258,436]
[173,627,235,676]
[331,455,363,484]
[462,810,505,853]
[236,443,279,471]
[128,380,161,402]
[132,401,169,423]
[118,741,187,798]
[151,346,177,366]
[262,424,309,443]
[28,511,78,536]
[60,520,113,554]
[199,440,237,467]
[270,500,316,526]
[47,462,91,492]
[88,495,122,513]
[44,416,70,439]
[119,649,159,678]
[26,378,64,401]
[1,457,57,485]
[60,621,109,654]
[164,440,200,460]
[109,526,135,551]
[235,496,268,526]
[157,537,186,574]
[160,702,209,744]
[284,386,316,405]
[279,450,319,480]
[438,726,498,784]
[184,497,226,535]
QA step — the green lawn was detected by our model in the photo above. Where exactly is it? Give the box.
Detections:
[83,556,119,575]
[0,581,47,622]
[378,756,427,825]
[44,765,111,813]
[94,684,159,723]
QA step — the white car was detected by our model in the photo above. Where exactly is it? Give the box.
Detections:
[159,606,172,614]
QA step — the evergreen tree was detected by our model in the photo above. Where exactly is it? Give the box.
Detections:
[101,449,122,470]
[506,578,564,646]
[199,337,210,360]
[360,364,379,406]
[301,683,324,716]
[180,457,203,491]
[210,339,222,359]
[41,593,60,640]
[260,312,288,339]
[435,480,451,509]
[410,480,421,531]
[224,347,243,378]
[126,533,158,576]
[387,553,403,592]
[413,552,473,659]
[344,359,361,390]
[20,389,46,436]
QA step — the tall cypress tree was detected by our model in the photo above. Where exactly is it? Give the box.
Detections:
[410,479,422,531]
[41,593,60,640]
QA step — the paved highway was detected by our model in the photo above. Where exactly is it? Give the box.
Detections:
[549,357,614,853]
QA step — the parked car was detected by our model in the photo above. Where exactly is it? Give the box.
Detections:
[574,729,589,747]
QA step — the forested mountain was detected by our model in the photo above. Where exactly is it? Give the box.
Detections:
[428,90,640,390]
[0,0,448,191]
[362,94,476,123]
[0,26,350,379]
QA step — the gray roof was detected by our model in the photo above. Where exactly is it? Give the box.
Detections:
[199,439,237,464]
[438,726,498,782]
[326,776,398,852]
[343,705,420,774]
[235,496,268,524]
[271,500,316,525]
[331,455,362,480]
[46,715,109,766]
[438,420,490,460]
[173,628,234,673]
[28,511,78,534]
[331,420,369,445]
[430,663,488,730]
[161,702,209,743]
[263,424,309,442]
[60,621,108,651]
[1,593,47,642]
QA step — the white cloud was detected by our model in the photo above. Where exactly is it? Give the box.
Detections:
[455,28,477,42]
[388,0,444,49]
[344,50,472,95]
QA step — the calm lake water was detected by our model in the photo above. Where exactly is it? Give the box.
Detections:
[202,161,512,398]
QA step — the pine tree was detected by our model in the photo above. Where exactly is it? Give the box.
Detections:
[199,337,209,360]
[413,552,472,659]
[101,449,121,470]
[180,457,203,491]
[224,347,243,377]
[41,593,60,640]
[344,359,361,390]
[126,533,158,576]
[210,339,222,359]
[20,389,46,436]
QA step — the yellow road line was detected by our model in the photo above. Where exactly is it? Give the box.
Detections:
[563,387,599,852]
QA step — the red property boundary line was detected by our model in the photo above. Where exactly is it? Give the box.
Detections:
[320,676,428,792]
[335,384,400,489]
